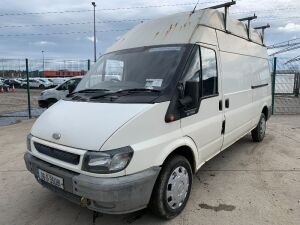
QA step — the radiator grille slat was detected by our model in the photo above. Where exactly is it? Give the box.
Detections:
[34,142,80,165]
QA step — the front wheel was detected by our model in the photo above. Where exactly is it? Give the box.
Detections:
[47,99,57,108]
[149,155,192,219]
[251,113,266,142]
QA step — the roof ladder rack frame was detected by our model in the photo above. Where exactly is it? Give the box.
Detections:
[254,24,270,45]
[208,0,236,32]
[238,14,257,40]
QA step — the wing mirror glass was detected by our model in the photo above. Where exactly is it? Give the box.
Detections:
[178,81,200,108]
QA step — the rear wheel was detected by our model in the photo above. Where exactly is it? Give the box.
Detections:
[149,155,192,219]
[251,113,266,142]
[39,84,45,89]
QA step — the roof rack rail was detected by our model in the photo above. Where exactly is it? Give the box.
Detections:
[254,24,270,45]
[238,14,257,40]
[206,0,236,32]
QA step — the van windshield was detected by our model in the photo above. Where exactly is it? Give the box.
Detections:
[76,45,187,94]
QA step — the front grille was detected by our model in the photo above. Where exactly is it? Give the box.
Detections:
[34,142,80,165]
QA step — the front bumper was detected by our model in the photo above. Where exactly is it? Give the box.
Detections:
[24,152,160,214]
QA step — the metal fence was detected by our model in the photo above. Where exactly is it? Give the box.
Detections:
[0,58,90,120]
[271,57,300,114]
[1,56,299,123]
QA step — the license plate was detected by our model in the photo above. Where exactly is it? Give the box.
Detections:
[38,169,64,189]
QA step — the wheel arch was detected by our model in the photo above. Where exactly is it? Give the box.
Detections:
[159,137,199,174]
[262,104,269,120]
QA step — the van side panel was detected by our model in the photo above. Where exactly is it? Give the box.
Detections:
[216,31,268,58]
[216,31,270,149]
[251,59,272,126]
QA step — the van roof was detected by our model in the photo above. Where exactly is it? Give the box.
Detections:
[107,8,264,53]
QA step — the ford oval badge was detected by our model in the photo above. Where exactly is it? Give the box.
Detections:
[52,133,61,140]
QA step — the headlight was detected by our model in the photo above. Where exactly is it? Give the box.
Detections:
[82,146,133,174]
[26,134,32,151]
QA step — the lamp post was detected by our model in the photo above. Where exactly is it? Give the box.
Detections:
[42,50,45,77]
[92,2,97,62]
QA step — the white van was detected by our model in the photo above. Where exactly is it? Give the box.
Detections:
[24,8,271,219]
[38,77,82,108]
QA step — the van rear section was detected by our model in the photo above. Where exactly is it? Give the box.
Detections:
[24,5,271,219]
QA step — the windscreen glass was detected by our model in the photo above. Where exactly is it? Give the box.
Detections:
[76,46,187,92]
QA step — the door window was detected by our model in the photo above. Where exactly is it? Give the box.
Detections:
[201,47,218,96]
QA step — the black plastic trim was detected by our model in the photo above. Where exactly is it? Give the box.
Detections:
[34,142,80,165]
[251,83,268,89]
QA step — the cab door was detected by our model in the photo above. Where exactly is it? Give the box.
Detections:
[180,44,224,164]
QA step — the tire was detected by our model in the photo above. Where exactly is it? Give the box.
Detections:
[39,84,45,89]
[47,99,57,108]
[149,155,192,220]
[251,113,266,142]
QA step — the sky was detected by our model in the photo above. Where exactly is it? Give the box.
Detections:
[0,0,299,61]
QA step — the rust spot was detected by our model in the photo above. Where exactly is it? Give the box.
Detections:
[164,24,174,37]
[153,32,160,39]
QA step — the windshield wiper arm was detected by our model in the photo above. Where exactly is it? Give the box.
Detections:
[67,88,110,96]
[115,88,161,93]
[89,88,161,100]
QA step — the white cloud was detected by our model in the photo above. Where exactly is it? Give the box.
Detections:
[86,36,98,43]
[33,41,56,46]
[278,23,300,32]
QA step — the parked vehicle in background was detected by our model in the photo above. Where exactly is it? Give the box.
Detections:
[4,79,22,88]
[47,77,69,86]
[38,77,82,108]
[25,7,272,220]
[0,80,10,92]
[20,78,53,89]
[37,78,56,87]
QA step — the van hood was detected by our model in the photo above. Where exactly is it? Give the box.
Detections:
[31,100,153,150]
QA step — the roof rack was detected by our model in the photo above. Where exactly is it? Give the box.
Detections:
[238,14,257,40]
[207,0,236,32]
[254,24,270,45]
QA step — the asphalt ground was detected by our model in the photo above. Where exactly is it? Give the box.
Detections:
[0,115,299,225]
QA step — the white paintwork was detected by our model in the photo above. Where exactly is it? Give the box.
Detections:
[107,9,263,53]
[31,100,153,150]
[29,8,271,180]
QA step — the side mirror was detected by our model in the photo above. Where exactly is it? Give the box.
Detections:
[179,81,200,108]
[68,84,76,93]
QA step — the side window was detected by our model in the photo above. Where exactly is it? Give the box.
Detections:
[57,80,70,90]
[201,47,218,96]
[184,47,201,83]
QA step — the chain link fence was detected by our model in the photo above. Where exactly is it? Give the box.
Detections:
[0,58,90,122]
[271,57,300,115]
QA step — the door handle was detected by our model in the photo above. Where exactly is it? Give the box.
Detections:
[219,100,222,111]
[225,98,229,108]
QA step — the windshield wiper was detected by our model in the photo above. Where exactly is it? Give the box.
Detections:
[89,88,161,100]
[67,88,110,97]
[115,88,161,93]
